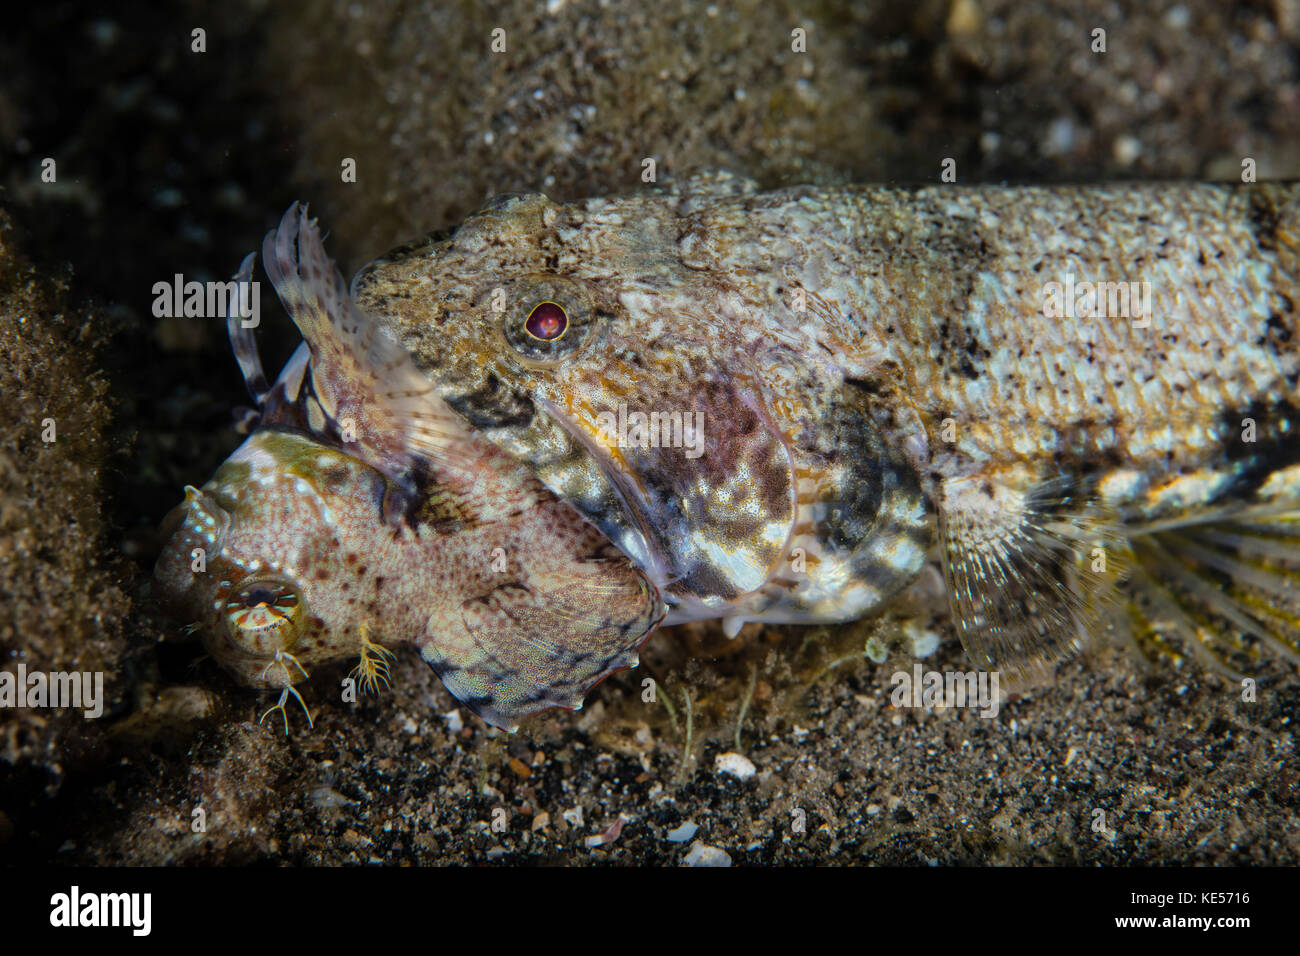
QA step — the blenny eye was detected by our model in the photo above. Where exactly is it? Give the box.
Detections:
[224,576,305,650]
[525,301,568,341]
[493,275,599,364]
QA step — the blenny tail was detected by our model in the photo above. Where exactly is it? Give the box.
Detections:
[420,553,666,732]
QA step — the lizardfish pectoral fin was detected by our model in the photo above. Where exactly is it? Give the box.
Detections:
[937,468,1120,686]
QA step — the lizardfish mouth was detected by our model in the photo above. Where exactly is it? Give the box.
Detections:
[153,486,231,618]
[520,394,674,591]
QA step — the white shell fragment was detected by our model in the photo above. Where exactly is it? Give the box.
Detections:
[714,751,756,779]
[682,841,732,867]
[666,821,699,843]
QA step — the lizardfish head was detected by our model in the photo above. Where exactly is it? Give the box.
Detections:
[352,192,801,614]
[154,430,385,688]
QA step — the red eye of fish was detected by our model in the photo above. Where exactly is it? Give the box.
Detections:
[524,301,568,341]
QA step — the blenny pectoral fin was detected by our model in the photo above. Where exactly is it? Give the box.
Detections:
[937,470,1120,685]
[419,567,665,731]
[260,202,475,491]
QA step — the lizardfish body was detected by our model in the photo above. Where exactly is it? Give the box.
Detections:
[352,175,1300,679]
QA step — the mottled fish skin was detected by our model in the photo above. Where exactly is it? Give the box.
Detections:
[155,206,664,731]
[353,175,1300,678]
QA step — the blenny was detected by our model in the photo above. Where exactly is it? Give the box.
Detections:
[351,172,1300,682]
[154,206,663,730]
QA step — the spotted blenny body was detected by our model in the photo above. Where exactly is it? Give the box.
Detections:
[350,172,1300,682]
[154,205,663,730]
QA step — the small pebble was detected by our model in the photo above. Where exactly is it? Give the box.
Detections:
[666,821,698,843]
[904,620,940,658]
[1042,117,1076,157]
[682,841,732,867]
[585,816,625,848]
[1163,4,1190,29]
[946,0,982,37]
[1112,135,1142,166]
[308,785,353,810]
[715,752,757,779]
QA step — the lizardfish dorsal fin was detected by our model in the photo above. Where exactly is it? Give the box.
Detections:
[937,469,1121,686]
[258,202,476,490]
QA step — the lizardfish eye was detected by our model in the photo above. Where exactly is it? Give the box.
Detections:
[492,275,600,364]
[524,301,568,341]
[224,576,305,649]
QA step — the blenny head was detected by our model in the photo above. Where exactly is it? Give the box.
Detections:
[155,202,669,731]
[155,429,385,692]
